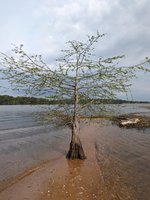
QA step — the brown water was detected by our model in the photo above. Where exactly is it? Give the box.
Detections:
[0,105,150,199]
[96,122,150,200]
[0,125,70,192]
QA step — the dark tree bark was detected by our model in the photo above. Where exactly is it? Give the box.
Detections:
[66,119,86,160]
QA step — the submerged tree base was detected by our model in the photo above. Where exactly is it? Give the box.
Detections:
[66,141,86,160]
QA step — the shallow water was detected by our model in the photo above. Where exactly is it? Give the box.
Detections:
[0,125,70,191]
[0,104,150,198]
[0,105,70,192]
[96,122,150,200]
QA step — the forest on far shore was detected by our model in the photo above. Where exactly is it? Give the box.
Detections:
[0,95,149,105]
[0,95,50,105]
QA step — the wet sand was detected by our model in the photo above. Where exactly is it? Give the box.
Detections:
[0,122,101,200]
[0,121,150,200]
[42,122,101,200]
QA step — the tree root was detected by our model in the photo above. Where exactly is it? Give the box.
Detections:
[66,141,86,160]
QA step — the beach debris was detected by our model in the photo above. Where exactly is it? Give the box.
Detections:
[113,114,150,128]
[119,118,140,126]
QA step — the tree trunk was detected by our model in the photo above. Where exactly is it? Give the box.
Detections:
[66,118,86,160]
[66,58,86,160]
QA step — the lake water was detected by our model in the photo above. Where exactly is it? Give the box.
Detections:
[96,123,150,200]
[0,105,70,192]
[0,104,150,199]
[95,103,150,200]
[0,105,51,130]
[0,104,150,131]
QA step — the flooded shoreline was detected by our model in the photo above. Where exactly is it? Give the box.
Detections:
[0,104,150,199]
[0,125,70,192]
[0,121,149,199]
[96,122,150,200]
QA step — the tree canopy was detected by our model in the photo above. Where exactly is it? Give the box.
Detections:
[0,32,149,159]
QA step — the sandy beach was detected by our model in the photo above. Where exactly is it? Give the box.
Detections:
[0,120,150,200]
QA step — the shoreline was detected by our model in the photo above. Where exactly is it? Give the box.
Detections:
[0,120,150,200]
[43,122,101,200]
[0,122,101,200]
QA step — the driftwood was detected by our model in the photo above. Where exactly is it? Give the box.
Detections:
[119,118,140,126]
[113,114,150,129]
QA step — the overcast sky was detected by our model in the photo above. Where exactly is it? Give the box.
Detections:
[0,0,150,100]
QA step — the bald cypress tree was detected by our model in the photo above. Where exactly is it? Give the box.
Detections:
[0,32,149,159]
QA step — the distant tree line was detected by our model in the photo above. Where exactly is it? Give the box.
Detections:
[0,95,149,105]
[0,95,50,105]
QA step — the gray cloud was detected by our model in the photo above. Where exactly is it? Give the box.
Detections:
[0,0,150,100]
